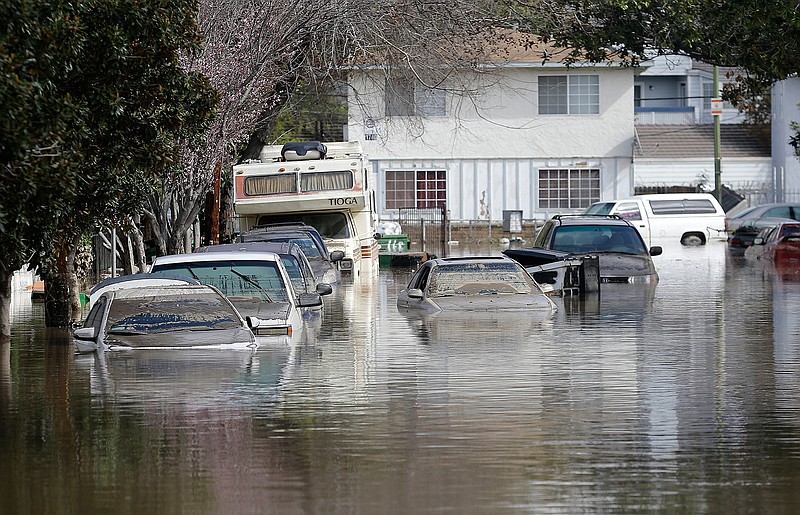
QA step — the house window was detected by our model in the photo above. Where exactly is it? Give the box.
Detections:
[538,168,600,209]
[386,170,446,209]
[538,75,599,115]
[385,79,446,117]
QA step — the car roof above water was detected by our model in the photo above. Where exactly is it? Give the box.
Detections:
[549,214,634,227]
[151,251,283,265]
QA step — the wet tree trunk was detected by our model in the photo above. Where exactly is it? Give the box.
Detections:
[129,215,147,273]
[43,238,78,328]
[0,270,12,341]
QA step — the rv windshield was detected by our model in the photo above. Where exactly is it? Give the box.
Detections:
[257,212,351,239]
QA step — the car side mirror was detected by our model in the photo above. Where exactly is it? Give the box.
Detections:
[246,316,261,329]
[649,246,663,256]
[297,293,323,307]
[407,288,424,299]
[73,327,97,341]
[753,237,764,245]
[329,250,345,263]
[315,283,333,296]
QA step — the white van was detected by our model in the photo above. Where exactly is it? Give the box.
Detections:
[584,193,727,246]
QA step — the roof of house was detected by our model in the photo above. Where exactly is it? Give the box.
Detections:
[634,125,771,159]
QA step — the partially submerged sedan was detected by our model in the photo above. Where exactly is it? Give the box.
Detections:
[397,256,556,314]
[149,251,322,339]
[746,222,800,266]
[73,284,259,352]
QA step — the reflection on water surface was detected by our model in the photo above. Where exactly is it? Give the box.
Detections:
[3,241,800,513]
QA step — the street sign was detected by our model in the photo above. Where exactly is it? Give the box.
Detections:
[711,98,723,116]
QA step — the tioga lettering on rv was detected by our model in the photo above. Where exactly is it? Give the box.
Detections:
[330,197,359,206]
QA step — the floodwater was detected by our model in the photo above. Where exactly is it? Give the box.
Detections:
[3,241,800,514]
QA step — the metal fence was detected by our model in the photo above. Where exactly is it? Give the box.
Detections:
[735,189,800,208]
[398,207,449,259]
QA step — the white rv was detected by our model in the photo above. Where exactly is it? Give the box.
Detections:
[584,193,727,245]
[232,141,379,278]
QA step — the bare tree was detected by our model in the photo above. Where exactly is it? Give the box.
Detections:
[137,0,514,255]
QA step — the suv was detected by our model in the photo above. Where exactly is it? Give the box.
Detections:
[238,223,343,284]
[508,215,662,284]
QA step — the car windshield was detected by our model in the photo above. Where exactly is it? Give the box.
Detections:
[779,225,800,239]
[105,293,242,335]
[280,255,307,292]
[150,260,289,302]
[552,226,647,254]
[261,237,323,258]
[427,262,537,296]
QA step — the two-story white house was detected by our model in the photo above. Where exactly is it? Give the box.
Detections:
[347,39,638,226]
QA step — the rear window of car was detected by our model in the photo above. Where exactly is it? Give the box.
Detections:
[427,262,536,296]
[552,225,647,254]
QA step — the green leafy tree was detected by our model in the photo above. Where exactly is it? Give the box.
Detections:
[0,0,217,335]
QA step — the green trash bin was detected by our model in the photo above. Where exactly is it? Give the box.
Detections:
[378,234,409,253]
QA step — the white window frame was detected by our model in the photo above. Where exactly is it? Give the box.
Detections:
[538,75,600,115]
[385,79,446,117]
[385,169,447,209]
[538,168,601,209]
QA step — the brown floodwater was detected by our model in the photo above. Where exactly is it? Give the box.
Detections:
[2,241,800,514]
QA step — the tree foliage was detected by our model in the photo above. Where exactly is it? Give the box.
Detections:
[0,0,217,334]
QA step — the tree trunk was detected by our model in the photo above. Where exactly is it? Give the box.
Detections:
[0,269,12,341]
[68,236,82,322]
[129,215,148,273]
[43,238,75,328]
[43,271,71,328]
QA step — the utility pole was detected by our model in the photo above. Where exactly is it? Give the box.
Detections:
[713,66,722,202]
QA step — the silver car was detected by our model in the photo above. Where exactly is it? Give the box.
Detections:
[397,256,556,314]
[73,284,259,352]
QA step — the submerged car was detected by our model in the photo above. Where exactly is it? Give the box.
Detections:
[726,203,800,233]
[73,284,259,352]
[88,272,200,308]
[746,222,800,266]
[396,256,556,314]
[149,251,322,339]
[238,224,343,284]
[727,217,796,254]
[195,242,334,300]
[505,215,662,284]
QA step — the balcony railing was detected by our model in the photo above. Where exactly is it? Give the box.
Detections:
[634,106,696,125]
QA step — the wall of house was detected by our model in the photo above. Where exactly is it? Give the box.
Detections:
[772,78,800,195]
[349,65,636,222]
[367,155,633,222]
[633,157,773,191]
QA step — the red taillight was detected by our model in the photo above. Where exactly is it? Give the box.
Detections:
[729,237,743,248]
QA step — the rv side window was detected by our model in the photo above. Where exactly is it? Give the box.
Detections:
[682,199,718,214]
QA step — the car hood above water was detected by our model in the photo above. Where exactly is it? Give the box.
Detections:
[594,253,658,278]
[227,299,293,322]
[430,293,555,312]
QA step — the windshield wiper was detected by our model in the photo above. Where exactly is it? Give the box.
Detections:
[185,265,200,280]
[229,268,274,302]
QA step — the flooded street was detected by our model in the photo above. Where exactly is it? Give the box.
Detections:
[3,241,800,513]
